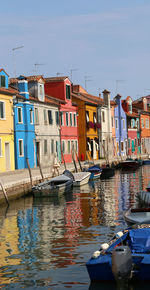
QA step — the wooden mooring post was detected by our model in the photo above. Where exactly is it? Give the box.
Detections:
[0,180,9,205]
[26,158,33,187]
[37,155,44,181]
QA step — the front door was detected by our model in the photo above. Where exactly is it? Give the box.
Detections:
[36,142,40,166]
[5,142,10,171]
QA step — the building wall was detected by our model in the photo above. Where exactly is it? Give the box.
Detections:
[86,104,99,160]
[0,93,15,172]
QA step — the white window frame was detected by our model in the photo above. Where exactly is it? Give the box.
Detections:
[70,113,72,127]
[62,140,65,153]
[34,108,39,124]
[0,101,5,120]
[19,139,24,157]
[146,118,149,129]
[18,107,23,123]
[44,139,48,155]
[0,138,2,156]
[51,139,54,154]
[30,108,33,124]
[141,118,144,128]
[66,112,69,126]
[115,119,118,129]
[73,113,77,127]
[43,109,48,125]
[60,112,64,126]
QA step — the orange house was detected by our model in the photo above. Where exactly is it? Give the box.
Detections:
[133,97,150,154]
[72,85,102,161]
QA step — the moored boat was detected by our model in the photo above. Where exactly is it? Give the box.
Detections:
[143,159,150,165]
[85,165,102,180]
[73,172,91,187]
[119,160,140,170]
[100,167,115,179]
[135,182,150,205]
[123,207,150,226]
[32,170,74,197]
[86,225,150,282]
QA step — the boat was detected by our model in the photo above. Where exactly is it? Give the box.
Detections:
[100,166,115,179]
[86,224,150,282]
[123,207,150,226]
[119,160,140,170]
[135,182,150,205]
[87,165,102,180]
[143,159,150,165]
[32,170,74,197]
[73,172,91,187]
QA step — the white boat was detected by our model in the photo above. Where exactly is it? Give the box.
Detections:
[32,170,74,197]
[124,208,150,226]
[73,172,91,187]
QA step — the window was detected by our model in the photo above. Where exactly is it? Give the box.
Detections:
[66,85,71,99]
[0,138,2,156]
[19,139,24,156]
[115,119,118,129]
[74,113,77,126]
[123,119,125,129]
[75,140,78,153]
[146,118,149,129]
[128,138,130,148]
[121,141,124,151]
[34,108,39,124]
[66,112,69,126]
[56,140,58,156]
[68,140,71,153]
[111,117,114,127]
[70,113,72,126]
[60,112,64,126]
[44,109,47,124]
[131,119,134,128]
[55,111,59,126]
[44,140,47,155]
[141,118,144,128]
[0,101,5,119]
[86,111,89,122]
[18,107,23,123]
[30,109,33,124]
[39,84,44,101]
[51,139,54,154]
[93,112,97,123]
[135,138,137,147]
[136,119,139,129]
[62,140,65,153]
[0,75,6,88]
[102,111,105,122]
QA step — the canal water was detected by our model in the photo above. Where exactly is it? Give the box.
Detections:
[0,165,150,290]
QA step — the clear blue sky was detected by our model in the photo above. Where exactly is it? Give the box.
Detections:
[1,0,150,99]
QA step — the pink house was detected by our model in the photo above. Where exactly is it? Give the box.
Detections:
[45,77,79,163]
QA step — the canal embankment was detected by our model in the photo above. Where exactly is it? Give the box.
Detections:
[0,154,148,205]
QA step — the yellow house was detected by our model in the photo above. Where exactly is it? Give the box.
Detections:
[0,69,15,172]
[72,85,103,161]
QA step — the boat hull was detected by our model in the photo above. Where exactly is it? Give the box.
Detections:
[73,172,91,187]
[100,168,115,179]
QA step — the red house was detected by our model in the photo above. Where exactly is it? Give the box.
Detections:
[45,76,79,163]
[122,96,140,155]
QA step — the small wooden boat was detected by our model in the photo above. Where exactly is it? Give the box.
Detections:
[73,172,91,187]
[87,165,102,180]
[100,167,115,179]
[32,170,74,197]
[119,160,140,170]
[123,207,150,226]
[136,182,150,205]
[86,225,150,282]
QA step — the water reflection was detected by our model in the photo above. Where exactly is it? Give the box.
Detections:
[0,165,149,289]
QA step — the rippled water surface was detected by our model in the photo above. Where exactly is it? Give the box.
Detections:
[0,165,150,289]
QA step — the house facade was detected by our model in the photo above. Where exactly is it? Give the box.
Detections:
[0,69,15,172]
[45,77,78,163]
[133,97,150,155]
[114,94,127,156]
[10,76,36,169]
[122,96,140,156]
[72,85,102,161]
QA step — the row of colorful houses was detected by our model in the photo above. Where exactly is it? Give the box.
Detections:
[0,68,150,172]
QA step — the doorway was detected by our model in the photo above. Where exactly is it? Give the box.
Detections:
[36,142,40,166]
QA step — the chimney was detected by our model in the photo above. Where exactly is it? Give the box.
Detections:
[17,75,29,100]
[103,89,110,108]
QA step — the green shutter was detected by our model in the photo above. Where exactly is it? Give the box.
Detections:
[0,76,6,87]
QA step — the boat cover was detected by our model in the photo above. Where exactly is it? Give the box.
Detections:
[129,228,150,253]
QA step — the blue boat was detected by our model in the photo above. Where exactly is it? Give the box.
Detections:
[143,159,150,165]
[86,225,150,282]
[87,165,102,180]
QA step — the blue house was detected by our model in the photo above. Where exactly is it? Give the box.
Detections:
[12,76,36,169]
[114,94,127,156]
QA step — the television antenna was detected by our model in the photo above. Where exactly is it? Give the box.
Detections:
[84,75,92,90]
[56,72,64,76]
[34,63,45,74]
[12,45,24,77]
[70,68,78,81]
